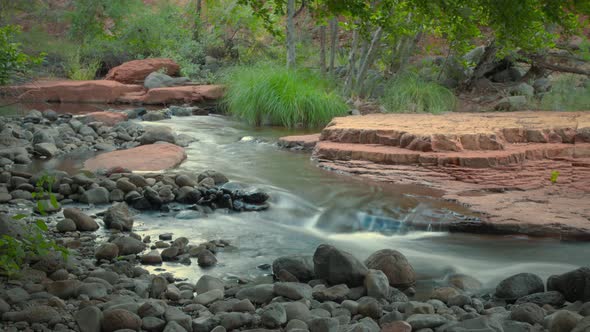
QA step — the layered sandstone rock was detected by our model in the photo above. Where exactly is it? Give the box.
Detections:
[105,58,180,84]
[118,85,225,104]
[84,143,186,172]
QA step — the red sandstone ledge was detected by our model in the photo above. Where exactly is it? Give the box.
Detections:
[278,134,321,151]
[1,80,225,105]
[84,143,187,172]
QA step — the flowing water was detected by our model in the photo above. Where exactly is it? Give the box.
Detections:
[3,103,590,294]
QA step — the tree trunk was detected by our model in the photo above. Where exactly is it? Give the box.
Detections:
[329,17,338,73]
[354,26,383,96]
[286,0,296,68]
[319,25,327,75]
[196,0,202,14]
[343,27,359,95]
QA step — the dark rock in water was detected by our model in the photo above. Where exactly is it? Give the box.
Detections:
[159,233,173,241]
[103,202,134,231]
[175,187,202,204]
[257,263,271,270]
[140,126,176,145]
[144,187,163,207]
[95,243,119,261]
[198,170,228,185]
[81,187,110,205]
[141,250,163,265]
[241,189,269,204]
[198,250,217,267]
[112,236,146,255]
[495,273,545,301]
[515,291,566,307]
[365,249,416,289]
[547,267,590,302]
[272,255,315,282]
[232,200,269,212]
[313,244,368,287]
[131,197,153,210]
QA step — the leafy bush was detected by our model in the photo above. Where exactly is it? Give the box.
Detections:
[0,174,68,277]
[380,72,457,114]
[0,25,44,84]
[539,75,590,111]
[63,48,101,80]
[222,64,348,128]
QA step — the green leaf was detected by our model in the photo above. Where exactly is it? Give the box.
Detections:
[35,220,48,232]
[36,200,45,215]
[12,214,27,220]
[50,194,59,209]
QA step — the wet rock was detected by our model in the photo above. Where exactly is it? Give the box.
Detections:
[2,305,60,325]
[112,236,146,255]
[196,275,224,294]
[46,279,81,299]
[197,249,217,267]
[117,178,137,193]
[165,307,192,331]
[102,309,142,332]
[272,255,315,282]
[198,170,228,185]
[547,310,583,332]
[364,249,415,289]
[34,142,58,158]
[138,300,167,318]
[143,316,166,332]
[151,276,169,298]
[313,284,350,303]
[261,303,287,328]
[274,282,313,300]
[104,202,134,231]
[510,302,544,325]
[309,317,339,332]
[358,297,382,319]
[548,267,590,302]
[495,273,544,301]
[405,314,447,330]
[75,306,102,332]
[175,174,197,187]
[141,250,163,265]
[430,286,461,303]
[56,218,77,232]
[364,269,390,300]
[236,284,275,305]
[63,208,100,231]
[515,291,566,307]
[241,189,269,204]
[95,243,120,261]
[81,187,110,204]
[447,273,483,291]
[313,244,368,287]
[284,301,311,322]
[140,126,176,145]
[195,289,224,306]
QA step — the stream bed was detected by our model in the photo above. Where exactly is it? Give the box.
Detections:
[3,103,590,296]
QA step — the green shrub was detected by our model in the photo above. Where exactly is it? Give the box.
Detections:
[222,64,348,128]
[539,75,590,111]
[63,48,100,80]
[1,174,68,277]
[380,72,457,114]
[0,25,44,84]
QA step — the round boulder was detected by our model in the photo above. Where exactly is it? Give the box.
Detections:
[364,249,416,289]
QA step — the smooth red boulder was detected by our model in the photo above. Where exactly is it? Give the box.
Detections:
[105,58,180,84]
[118,85,225,104]
[6,80,143,104]
[79,111,128,126]
[84,143,186,172]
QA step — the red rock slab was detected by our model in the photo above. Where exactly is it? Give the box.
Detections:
[84,143,186,172]
[313,141,590,168]
[78,111,128,126]
[4,80,144,104]
[117,85,225,105]
[105,58,180,84]
[321,111,590,151]
[278,134,320,150]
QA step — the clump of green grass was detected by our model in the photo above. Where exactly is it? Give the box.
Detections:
[539,74,590,111]
[221,64,348,128]
[380,72,457,114]
[63,48,101,80]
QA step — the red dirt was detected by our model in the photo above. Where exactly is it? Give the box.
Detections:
[84,143,187,172]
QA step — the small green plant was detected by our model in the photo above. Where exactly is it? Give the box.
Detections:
[0,174,68,277]
[64,48,100,80]
[0,25,44,84]
[539,75,590,111]
[380,72,457,114]
[550,170,560,184]
[222,63,348,128]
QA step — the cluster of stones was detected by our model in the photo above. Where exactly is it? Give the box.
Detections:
[1,234,590,332]
[0,108,201,166]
